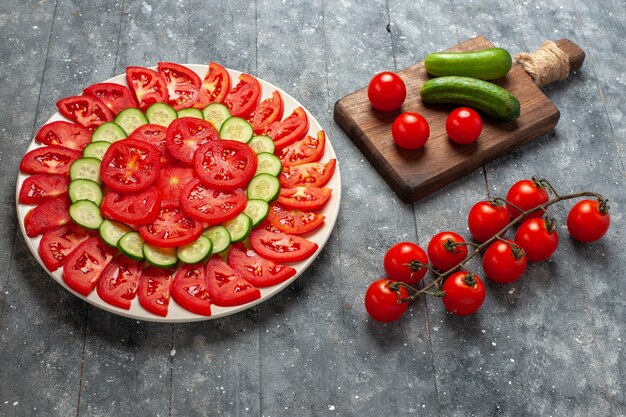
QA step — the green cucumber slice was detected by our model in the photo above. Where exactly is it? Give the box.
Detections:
[114,108,148,135]
[202,103,231,131]
[203,225,231,254]
[68,179,103,205]
[247,174,280,202]
[177,108,203,119]
[69,200,103,230]
[99,219,132,247]
[82,141,111,160]
[143,243,178,268]
[255,152,282,176]
[243,199,269,227]
[219,117,253,143]
[69,158,102,184]
[222,213,253,243]
[118,232,145,261]
[146,102,178,127]
[176,235,212,264]
[248,135,275,154]
[91,122,127,143]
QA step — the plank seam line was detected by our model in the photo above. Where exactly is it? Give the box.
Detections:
[168,326,175,417]
[185,0,191,64]
[113,0,126,74]
[384,0,398,72]
[75,306,88,417]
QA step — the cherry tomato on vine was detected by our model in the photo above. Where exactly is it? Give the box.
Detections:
[514,218,559,262]
[482,240,527,284]
[364,279,409,322]
[446,107,482,145]
[427,231,468,272]
[567,199,611,243]
[367,72,406,112]
[505,179,549,220]
[392,112,430,150]
[383,242,429,285]
[442,271,485,316]
[467,200,510,242]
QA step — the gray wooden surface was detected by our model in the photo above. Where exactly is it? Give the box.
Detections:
[1,0,624,416]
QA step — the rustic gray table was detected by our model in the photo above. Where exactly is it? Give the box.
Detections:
[1,1,624,416]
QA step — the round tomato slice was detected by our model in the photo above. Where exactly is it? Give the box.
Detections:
[100,138,160,192]
[62,237,116,296]
[138,266,174,317]
[248,90,284,134]
[96,256,142,310]
[165,117,220,164]
[19,174,70,205]
[158,62,202,111]
[227,243,296,287]
[139,202,203,248]
[277,186,332,211]
[56,95,114,130]
[276,130,325,167]
[128,123,172,166]
[223,73,261,118]
[156,164,195,203]
[205,255,261,307]
[193,140,257,190]
[171,264,212,316]
[83,82,138,114]
[267,204,325,235]
[194,62,231,108]
[180,179,246,224]
[263,107,309,150]
[24,198,71,237]
[20,145,82,175]
[279,159,336,188]
[126,66,169,112]
[101,186,161,225]
[249,228,318,263]
[35,121,91,151]
[38,224,91,272]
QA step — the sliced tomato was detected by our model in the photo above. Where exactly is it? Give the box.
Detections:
[24,198,71,237]
[194,62,231,108]
[263,107,309,150]
[249,228,318,263]
[276,130,325,167]
[126,66,169,112]
[165,117,220,164]
[277,186,332,211]
[171,263,212,316]
[19,174,70,205]
[20,146,81,175]
[138,202,203,248]
[128,123,172,166]
[180,179,246,224]
[279,159,336,188]
[83,82,138,114]
[248,90,284,134]
[138,266,174,317]
[62,237,116,296]
[205,256,261,307]
[100,138,160,192]
[156,164,195,203]
[56,95,114,130]
[267,204,325,235]
[38,224,91,271]
[193,140,257,190]
[35,121,91,151]
[101,186,161,225]
[157,62,202,111]
[223,73,261,118]
[96,256,142,310]
[227,243,296,287]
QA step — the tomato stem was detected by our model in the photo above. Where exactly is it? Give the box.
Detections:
[404,261,442,277]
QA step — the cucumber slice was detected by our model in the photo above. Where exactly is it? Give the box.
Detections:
[176,235,212,264]
[82,141,111,160]
[70,158,102,184]
[99,219,132,247]
[91,122,127,143]
[219,117,253,143]
[177,108,203,119]
[255,152,282,176]
[243,199,269,227]
[68,179,103,205]
[222,213,253,243]
[118,232,145,261]
[114,108,148,135]
[146,102,178,127]
[202,103,231,130]
[143,243,178,268]
[247,174,281,202]
[248,135,275,154]
[203,225,231,254]
[69,200,103,230]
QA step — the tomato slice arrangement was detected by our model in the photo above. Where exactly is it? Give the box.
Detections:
[205,256,261,307]
[38,224,91,272]
[195,62,231,107]
[276,131,325,167]
[138,266,174,317]
[223,73,261,118]
[193,140,257,190]
[63,237,116,296]
[24,198,71,237]
[277,186,332,211]
[129,124,171,166]
[56,95,115,130]
[166,117,220,163]
[100,139,161,192]
[158,62,202,111]
[139,203,203,248]
[264,107,309,149]
[171,264,212,316]
[102,187,161,225]
[83,82,138,114]
[249,228,318,263]
[35,121,91,150]
[19,174,69,205]
[126,66,169,111]
[180,179,246,224]
[227,244,296,287]
[248,90,284,134]
[279,159,336,188]
[97,256,142,310]
[267,204,325,235]
[20,146,81,175]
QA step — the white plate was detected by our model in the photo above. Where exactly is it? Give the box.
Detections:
[15,64,341,323]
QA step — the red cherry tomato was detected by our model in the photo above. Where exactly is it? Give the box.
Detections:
[442,271,485,316]
[467,201,510,242]
[505,179,549,220]
[446,107,482,144]
[427,232,468,272]
[514,218,559,262]
[383,242,428,285]
[367,72,406,112]
[567,199,611,243]
[364,279,409,322]
[391,112,430,150]
[482,240,527,284]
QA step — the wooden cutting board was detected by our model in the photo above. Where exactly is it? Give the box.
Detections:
[333,36,585,202]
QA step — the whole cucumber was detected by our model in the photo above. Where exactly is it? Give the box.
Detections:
[420,76,520,121]
[425,48,512,80]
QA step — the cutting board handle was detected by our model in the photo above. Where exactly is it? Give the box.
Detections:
[515,39,585,86]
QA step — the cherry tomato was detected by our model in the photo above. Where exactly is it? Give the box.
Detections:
[514,218,559,262]
[383,242,428,285]
[446,107,482,144]
[442,271,485,316]
[391,112,430,150]
[367,72,406,112]
[364,279,409,322]
[427,232,468,272]
[567,199,611,243]
[482,240,527,284]
[505,179,549,220]
[467,200,510,242]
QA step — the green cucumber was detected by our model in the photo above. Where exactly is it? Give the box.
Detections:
[420,76,520,121]
[255,152,282,176]
[91,122,127,143]
[176,235,212,264]
[69,200,103,230]
[69,158,102,184]
[248,135,275,154]
[82,141,111,160]
[118,232,145,261]
[114,108,148,135]
[177,108,204,119]
[222,213,252,243]
[424,48,512,80]
[203,225,231,254]
[99,219,132,247]
[202,103,231,130]
[68,179,103,205]
[247,173,280,202]
[146,103,177,127]
[143,243,177,268]
[243,199,269,227]
[219,117,253,143]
